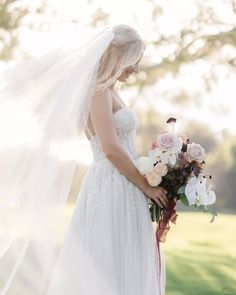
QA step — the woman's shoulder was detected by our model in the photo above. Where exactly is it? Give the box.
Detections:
[91,88,113,110]
[93,87,112,98]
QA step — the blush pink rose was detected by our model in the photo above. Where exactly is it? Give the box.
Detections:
[146,172,162,187]
[156,132,182,153]
[185,143,205,163]
[153,162,168,176]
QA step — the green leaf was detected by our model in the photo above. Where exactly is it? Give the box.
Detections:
[156,206,161,222]
[177,185,185,195]
[180,194,189,206]
[153,205,157,221]
[149,205,155,222]
[208,208,218,217]
[210,214,215,223]
[197,205,217,222]
[198,205,208,212]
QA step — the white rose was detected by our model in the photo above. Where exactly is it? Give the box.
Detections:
[136,156,153,175]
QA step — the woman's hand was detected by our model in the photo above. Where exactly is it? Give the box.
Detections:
[143,186,168,208]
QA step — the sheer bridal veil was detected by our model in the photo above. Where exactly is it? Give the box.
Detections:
[0,24,144,295]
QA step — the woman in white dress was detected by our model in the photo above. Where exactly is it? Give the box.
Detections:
[0,24,168,295]
[46,24,168,295]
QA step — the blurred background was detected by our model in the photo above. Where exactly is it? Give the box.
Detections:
[0,0,235,294]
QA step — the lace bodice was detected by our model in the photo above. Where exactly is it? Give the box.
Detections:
[88,107,140,164]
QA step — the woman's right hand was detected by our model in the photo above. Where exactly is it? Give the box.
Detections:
[143,186,168,208]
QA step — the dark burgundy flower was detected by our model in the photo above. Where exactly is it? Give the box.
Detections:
[166,117,177,124]
[181,143,188,153]
[193,166,201,177]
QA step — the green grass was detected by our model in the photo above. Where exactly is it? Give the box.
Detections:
[161,212,236,295]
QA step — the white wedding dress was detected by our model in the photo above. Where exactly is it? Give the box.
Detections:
[46,106,166,295]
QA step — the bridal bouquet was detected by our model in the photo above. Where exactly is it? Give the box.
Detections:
[136,117,217,242]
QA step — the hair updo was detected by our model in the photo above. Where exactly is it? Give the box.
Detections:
[95,24,145,93]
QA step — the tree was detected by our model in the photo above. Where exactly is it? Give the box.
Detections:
[0,0,28,60]
[138,0,236,90]
[209,135,236,211]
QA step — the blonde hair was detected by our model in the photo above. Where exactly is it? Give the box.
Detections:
[94,24,145,93]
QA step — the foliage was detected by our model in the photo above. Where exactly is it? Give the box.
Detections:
[0,0,47,60]
[0,0,28,60]
[138,0,236,90]
[209,136,236,210]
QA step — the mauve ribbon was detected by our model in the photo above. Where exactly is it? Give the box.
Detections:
[156,197,178,243]
[155,198,178,294]
[156,237,162,294]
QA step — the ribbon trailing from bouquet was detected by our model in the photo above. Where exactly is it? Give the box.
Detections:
[156,197,178,243]
[155,197,178,294]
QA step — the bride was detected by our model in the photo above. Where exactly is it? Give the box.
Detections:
[0,24,168,295]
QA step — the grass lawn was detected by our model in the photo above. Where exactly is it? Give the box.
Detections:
[160,212,236,295]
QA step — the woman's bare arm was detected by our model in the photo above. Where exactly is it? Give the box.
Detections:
[89,89,168,207]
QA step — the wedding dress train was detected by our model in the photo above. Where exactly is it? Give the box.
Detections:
[46,107,166,295]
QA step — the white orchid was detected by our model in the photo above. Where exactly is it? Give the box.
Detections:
[148,148,163,164]
[198,183,216,206]
[185,175,216,206]
[148,147,177,166]
[161,150,177,166]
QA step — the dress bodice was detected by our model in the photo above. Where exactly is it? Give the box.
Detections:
[88,107,140,164]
